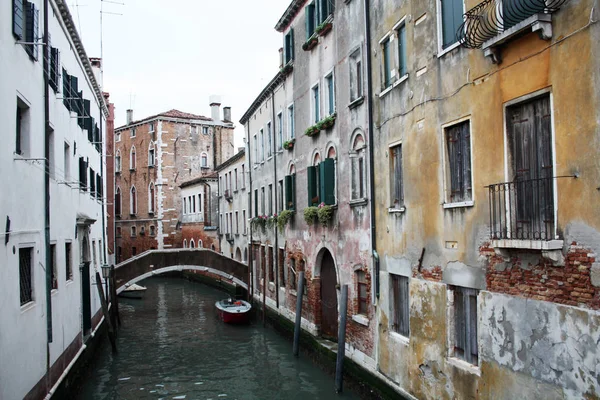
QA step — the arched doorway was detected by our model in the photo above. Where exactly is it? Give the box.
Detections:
[235,247,242,261]
[319,249,338,340]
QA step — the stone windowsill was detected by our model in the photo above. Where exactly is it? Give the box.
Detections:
[447,357,481,376]
[388,206,406,214]
[349,198,368,207]
[492,239,563,251]
[351,314,369,326]
[348,96,364,110]
[443,200,474,209]
[20,301,36,313]
[289,289,298,297]
[389,331,410,346]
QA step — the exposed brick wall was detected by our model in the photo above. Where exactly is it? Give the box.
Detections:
[182,223,219,252]
[483,243,600,310]
[347,267,374,356]
[413,266,443,282]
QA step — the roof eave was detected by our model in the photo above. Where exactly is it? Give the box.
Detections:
[275,0,306,32]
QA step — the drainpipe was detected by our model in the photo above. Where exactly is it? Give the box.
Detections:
[364,0,379,300]
[271,91,279,309]
[43,0,53,392]
[246,123,254,303]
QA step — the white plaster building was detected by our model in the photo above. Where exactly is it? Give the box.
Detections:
[216,149,249,262]
[0,1,108,398]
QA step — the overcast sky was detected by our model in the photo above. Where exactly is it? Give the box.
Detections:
[71,0,289,148]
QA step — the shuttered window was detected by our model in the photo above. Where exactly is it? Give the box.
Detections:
[285,174,296,210]
[13,0,25,39]
[284,29,294,64]
[390,144,404,207]
[452,286,479,365]
[307,166,318,205]
[320,158,335,205]
[391,275,410,337]
[62,69,71,110]
[89,168,96,197]
[49,47,60,92]
[356,270,368,315]
[382,37,393,89]
[440,0,463,49]
[397,23,407,77]
[254,189,258,216]
[97,174,102,200]
[24,1,39,60]
[445,121,472,203]
[19,247,34,305]
[305,3,316,39]
[79,157,87,191]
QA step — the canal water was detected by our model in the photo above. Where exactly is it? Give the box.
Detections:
[76,276,361,400]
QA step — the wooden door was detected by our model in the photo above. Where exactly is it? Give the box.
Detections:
[320,251,338,340]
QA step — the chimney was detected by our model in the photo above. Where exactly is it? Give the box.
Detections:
[126,109,133,125]
[223,107,231,122]
[278,47,284,69]
[90,57,102,88]
[209,95,221,122]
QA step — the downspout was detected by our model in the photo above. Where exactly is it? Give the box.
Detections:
[364,0,379,301]
[271,90,279,309]
[100,105,106,266]
[246,123,254,304]
[43,0,53,392]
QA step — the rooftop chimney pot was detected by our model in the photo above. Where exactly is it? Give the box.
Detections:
[126,109,133,125]
[210,95,221,122]
[223,107,232,123]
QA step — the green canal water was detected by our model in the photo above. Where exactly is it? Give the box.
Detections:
[76,277,361,400]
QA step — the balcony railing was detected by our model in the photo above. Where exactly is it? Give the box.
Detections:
[224,190,233,202]
[459,0,570,49]
[488,177,556,241]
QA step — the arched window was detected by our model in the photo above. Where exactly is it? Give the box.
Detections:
[198,239,203,248]
[183,239,187,248]
[190,239,195,248]
[130,186,137,215]
[148,142,155,167]
[201,153,208,168]
[148,183,155,214]
[115,187,122,216]
[115,150,122,173]
[211,244,215,251]
[350,132,366,201]
[130,146,136,170]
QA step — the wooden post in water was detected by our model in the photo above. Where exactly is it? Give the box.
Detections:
[95,272,117,353]
[293,271,305,357]
[109,265,121,328]
[335,285,348,393]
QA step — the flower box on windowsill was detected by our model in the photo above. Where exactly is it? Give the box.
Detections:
[302,36,319,51]
[316,21,333,37]
[305,125,321,137]
[283,139,295,150]
[280,63,294,76]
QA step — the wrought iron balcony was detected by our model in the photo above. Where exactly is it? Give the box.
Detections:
[488,177,556,242]
[225,233,234,244]
[459,0,570,50]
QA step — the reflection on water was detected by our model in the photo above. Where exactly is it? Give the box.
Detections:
[76,277,360,400]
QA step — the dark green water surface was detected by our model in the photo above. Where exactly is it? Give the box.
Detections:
[76,277,360,400]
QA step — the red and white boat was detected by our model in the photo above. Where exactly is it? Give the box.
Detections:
[215,298,252,324]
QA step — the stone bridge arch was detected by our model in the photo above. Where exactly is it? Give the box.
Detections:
[114,249,249,293]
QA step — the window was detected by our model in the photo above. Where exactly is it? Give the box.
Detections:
[439,0,464,50]
[49,46,60,92]
[130,127,136,137]
[305,2,316,39]
[288,104,295,139]
[16,99,30,156]
[198,193,202,213]
[13,0,25,39]
[290,258,297,289]
[444,120,472,203]
[130,186,137,215]
[92,240,97,268]
[260,129,265,162]
[390,144,404,208]
[201,153,208,168]
[284,29,294,64]
[19,247,34,305]
[277,113,283,150]
[18,1,39,60]
[350,50,363,102]
[65,242,72,280]
[131,226,137,237]
[325,73,335,116]
[192,195,196,213]
[235,211,239,234]
[382,36,394,89]
[115,150,121,173]
[116,227,122,237]
[397,22,407,77]
[285,173,296,210]
[130,146,136,170]
[451,286,479,365]
[115,187,122,216]
[79,157,88,191]
[116,131,121,142]
[150,225,155,236]
[268,184,273,215]
[49,129,55,179]
[391,275,410,337]
[278,180,284,212]
[234,168,238,190]
[50,244,57,290]
[190,239,195,248]
[317,0,334,23]
[149,183,155,214]
[268,246,274,283]
[261,187,265,215]
[241,164,246,188]
[351,134,366,200]
[307,157,335,206]
[312,84,320,123]
[278,249,286,287]
[202,126,209,135]
[89,169,96,197]
[183,239,187,248]
[254,189,258,216]
[64,142,71,181]
[191,126,198,135]
[356,270,368,315]
[148,143,155,167]
[149,122,154,132]
[132,247,137,256]
[243,210,247,234]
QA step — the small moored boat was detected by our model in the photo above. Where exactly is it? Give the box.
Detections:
[118,283,147,299]
[215,298,251,324]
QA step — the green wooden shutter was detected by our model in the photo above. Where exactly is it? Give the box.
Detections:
[307,166,317,205]
[62,69,70,110]
[291,173,296,210]
[283,33,288,64]
[320,158,335,205]
[285,175,292,210]
[25,2,38,60]
[398,25,407,76]
[69,75,78,112]
[290,28,294,60]
[305,4,315,39]
[441,0,462,49]
[13,0,24,39]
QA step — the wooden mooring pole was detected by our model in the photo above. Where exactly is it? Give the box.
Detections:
[293,271,305,357]
[335,285,348,393]
[95,272,117,353]
[109,265,121,328]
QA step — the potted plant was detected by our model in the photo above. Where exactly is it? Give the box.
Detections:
[316,21,333,36]
[317,202,334,226]
[303,206,319,225]
[320,113,336,130]
[251,215,267,232]
[283,139,295,150]
[277,209,294,230]
[305,124,320,137]
[280,63,293,76]
[302,36,319,51]
[266,214,278,229]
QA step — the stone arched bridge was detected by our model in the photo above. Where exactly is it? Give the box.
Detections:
[114,249,249,293]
